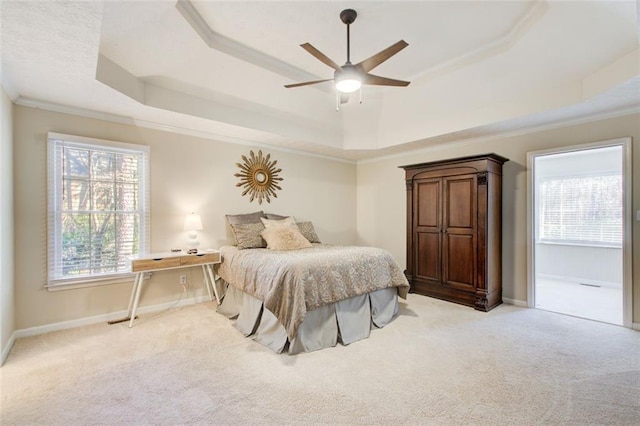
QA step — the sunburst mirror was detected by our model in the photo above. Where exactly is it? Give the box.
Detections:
[234,150,283,204]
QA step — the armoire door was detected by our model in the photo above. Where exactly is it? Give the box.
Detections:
[413,178,442,284]
[442,174,477,291]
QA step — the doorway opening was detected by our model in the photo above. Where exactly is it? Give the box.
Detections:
[527,139,631,327]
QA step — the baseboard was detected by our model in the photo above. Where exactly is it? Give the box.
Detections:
[14,295,211,339]
[537,273,621,289]
[632,322,640,331]
[1,331,17,366]
[502,298,528,307]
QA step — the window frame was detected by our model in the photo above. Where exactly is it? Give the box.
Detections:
[47,132,150,289]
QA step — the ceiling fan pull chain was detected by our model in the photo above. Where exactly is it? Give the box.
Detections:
[336,91,340,111]
[359,87,362,104]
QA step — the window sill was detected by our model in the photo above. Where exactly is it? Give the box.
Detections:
[536,241,622,249]
[45,273,148,292]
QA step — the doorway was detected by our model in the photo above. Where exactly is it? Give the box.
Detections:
[527,139,632,327]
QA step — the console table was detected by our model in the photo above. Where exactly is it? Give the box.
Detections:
[124,250,221,327]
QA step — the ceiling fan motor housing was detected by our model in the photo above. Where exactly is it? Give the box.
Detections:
[340,9,357,25]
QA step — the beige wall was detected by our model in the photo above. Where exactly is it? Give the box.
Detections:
[12,103,640,331]
[13,106,357,330]
[356,113,640,322]
[1,86,15,358]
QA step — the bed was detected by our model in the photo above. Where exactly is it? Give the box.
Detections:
[215,243,409,354]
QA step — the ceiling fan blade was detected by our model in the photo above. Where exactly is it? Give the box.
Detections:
[363,73,410,87]
[340,94,350,104]
[284,78,333,88]
[355,40,409,73]
[300,43,342,70]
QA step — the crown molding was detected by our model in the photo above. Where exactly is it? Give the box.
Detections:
[357,105,640,165]
[14,97,355,164]
[412,0,548,84]
[16,95,638,167]
[175,0,327,92]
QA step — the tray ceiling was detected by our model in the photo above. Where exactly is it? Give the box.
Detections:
[2,0,639,160]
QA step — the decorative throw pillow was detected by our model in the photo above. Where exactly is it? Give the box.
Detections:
[261,225,312,251]
[226,211,265,226]
[265,213,288,220]
[260,216,296,228]
[296,221,321,243]
[229,222,266,249]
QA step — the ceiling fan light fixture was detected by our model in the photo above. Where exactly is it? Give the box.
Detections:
[335,66,362,93]
[335,77,361,93]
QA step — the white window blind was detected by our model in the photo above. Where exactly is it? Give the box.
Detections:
[47,133,150,286]
[539,174,622,246]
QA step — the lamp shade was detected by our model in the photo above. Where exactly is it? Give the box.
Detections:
[183,213,203,231]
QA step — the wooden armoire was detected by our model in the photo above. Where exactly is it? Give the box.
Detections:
[400,154,508,311]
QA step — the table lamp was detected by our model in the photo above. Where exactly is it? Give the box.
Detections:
[183,212,203,251]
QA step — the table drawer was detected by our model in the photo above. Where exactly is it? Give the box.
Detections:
[132,256,181,272]
[181,252,220,266]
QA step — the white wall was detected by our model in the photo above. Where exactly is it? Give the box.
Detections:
[13,105,357,330]
[1,85,15,362]
[535,244,622,287]
[356,113,640,322]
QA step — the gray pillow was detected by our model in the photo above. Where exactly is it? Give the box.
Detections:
[296,221,321,243]
[226,211,265,246]
[229,222,266,249]
[226,211,265,225]
[265,213,288,220]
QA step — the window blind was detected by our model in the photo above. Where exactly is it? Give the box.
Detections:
[539,174,622,246]
[47,133,150,286]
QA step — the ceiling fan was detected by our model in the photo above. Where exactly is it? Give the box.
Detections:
[284,9,410,107]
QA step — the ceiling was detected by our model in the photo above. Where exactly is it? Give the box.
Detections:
[1,0,639,161]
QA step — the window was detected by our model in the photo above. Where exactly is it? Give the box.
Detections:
[47,133,149,287]
[538,173,622,247]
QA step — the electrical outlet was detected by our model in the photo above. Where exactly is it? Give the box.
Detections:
[180,275,187,285]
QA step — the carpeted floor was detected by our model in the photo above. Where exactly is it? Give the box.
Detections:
[1,294,639,425]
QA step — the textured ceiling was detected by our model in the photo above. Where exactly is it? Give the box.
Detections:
[1,0,639,161]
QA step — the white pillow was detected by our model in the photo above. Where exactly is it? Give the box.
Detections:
[261,225,312,251]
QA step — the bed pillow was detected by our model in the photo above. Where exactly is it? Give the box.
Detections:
[265,213,289,220]
[226,211,265,225]
[226,211,266,247]
[296,221,321,243]
[261,216,296,228]
[261,225,312,251]
[228,222,266,249]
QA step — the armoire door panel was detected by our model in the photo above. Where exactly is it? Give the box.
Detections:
[416,231,440,281]
[443,234,475,290]
[444,176,475,229]
[415,180,440,228]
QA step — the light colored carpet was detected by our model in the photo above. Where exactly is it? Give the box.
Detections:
[535,277,623,325]
[1,294,639,425]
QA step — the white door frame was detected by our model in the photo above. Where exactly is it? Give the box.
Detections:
[526,137,632,328]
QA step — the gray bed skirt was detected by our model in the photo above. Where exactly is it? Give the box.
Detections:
[216,281,399,354]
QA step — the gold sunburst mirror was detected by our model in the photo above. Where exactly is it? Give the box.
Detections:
[234,150,283,204]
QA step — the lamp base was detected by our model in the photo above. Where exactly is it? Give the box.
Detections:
[186,231,200,251]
